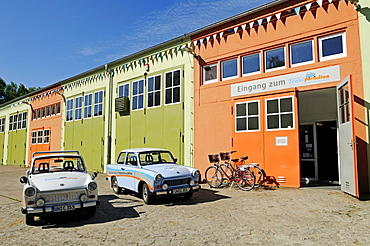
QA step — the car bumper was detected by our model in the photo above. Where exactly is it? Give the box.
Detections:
[155,185,200,196]
[21,200,99,215]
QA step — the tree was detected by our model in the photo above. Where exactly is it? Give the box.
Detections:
[0,77,41,104]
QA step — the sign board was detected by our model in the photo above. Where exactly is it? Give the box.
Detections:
[276,136,288,146]
[231,65,340,97]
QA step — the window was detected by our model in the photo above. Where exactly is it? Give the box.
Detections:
[338,84,350,124]
[31,131,37,144]
[66,99,74,121]
[51,104,55,115]
[46,106,50,117]
[0,117,5,132]
[32,111,36,120]
[203,63,218,84]
[13,114,17,130]
[118,83,130,98]
[44,129,50,144]
[290,40,314,66]
[37,109,41,119]
[243,53,260,76]
[235,101,260,132]
[56,103,61,114]
[37,130,43,144]
[148,75,161,108]
[41,108,45,118]
[75,96,82,120]
[9,115,13,131]
[94,91,104,117]
[21,112,27,129]
[132,80,144,110]
[84,94,92,118]
[265,47,285,71]
[266,96,294,130]
[17,113,22,129]
[319,32,346,61]
[165,69,181,105]
[222,58,238,80]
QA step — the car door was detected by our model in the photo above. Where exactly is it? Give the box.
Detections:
[119,152,138,191]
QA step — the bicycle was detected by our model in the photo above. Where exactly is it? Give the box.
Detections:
[205,151,255,191]
[236,156,265,188]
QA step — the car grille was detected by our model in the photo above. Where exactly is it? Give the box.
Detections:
[164,178,191,187]
[39,189,85,204]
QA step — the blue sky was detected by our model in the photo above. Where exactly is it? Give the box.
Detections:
[0,0,271,89]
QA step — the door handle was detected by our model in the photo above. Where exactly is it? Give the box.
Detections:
[121,168,125,170]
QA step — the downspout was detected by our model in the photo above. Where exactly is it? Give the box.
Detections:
[106,65,114,165]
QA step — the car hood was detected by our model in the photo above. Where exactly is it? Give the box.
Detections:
[30,172,89,192]
[143,164,193,178]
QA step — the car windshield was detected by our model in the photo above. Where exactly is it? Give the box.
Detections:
[31,156,86,174]
[139,151,175,166]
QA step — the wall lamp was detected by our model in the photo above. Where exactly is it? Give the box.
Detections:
[181,45,197,57]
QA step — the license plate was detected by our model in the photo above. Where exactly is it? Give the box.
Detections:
[52,205,75,212]
[173,188,190,194]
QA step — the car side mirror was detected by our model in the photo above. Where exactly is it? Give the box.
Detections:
[91,172,98,180]
[174,158,178,163]
[20,176,28,184]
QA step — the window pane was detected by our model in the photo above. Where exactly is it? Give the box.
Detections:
[267,100,278,114]
[155,91,160,105]
[165,89,172,104]
[243,53,260,74]
[280,98,292,112]
[222,59,237,79]
[173,87,180,103]
[166,73,172,87]
[248,102,258,115]
[148,77,154,91]
[173,70,180,86]
[155,76,161,90]
[236,104,246,117]
[267,115,279,129]
[266,47,285,70]
[291,41,313,65]
[204,64,217,82]
[281,114,293,128]
[322,35,343,57]
[248,117,259,130]
[236,118,247,131]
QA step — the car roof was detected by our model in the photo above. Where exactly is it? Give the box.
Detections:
[33,153,82,160]
[119,148,168,153]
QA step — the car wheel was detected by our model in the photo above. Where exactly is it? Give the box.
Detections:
[25,215,34,226]
[112,177,122,194]
[142,183,154,205]
[84,206,96,218]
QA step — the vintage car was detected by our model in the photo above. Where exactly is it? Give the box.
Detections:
[20,151,99,225]
[106,148,201,204]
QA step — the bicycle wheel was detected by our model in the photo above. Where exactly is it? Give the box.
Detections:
[235,168,255,191]
[205,166,222,188]
[248,165,265,188]
[219,164,233,187]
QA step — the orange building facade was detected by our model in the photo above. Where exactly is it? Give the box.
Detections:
[27,87,64,166]
[192,0,368,197]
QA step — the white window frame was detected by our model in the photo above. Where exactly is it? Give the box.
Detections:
[9,115,13,131]
[0,117,5,133]
[31,131,37,144]
[37,130,43,144]
[56,103,61,115]
[132,80,145,111]
[265,96,295,131]
[75,96,83,120]
[13,114,18,130]
[222,58,238,80]
[84,94,93,119]
[118,83,130,98]
[21,112,27,129]
[43,129,50,144]
[203,63,218,84]
[265,46,286,72]
[17,113,22,130]
[147,74,162,108]
[319,32,347,62]
[242,53,261,76]
[290,40,314,67]
[235,100,260,132]
[165,69,181,105]
[94,90,104,117]
[66,99,74,122]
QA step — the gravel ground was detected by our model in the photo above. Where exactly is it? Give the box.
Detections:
[1,165,369,246]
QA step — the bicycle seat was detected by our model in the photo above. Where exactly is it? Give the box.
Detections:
[241,156,248,160]
[231,158,239,162]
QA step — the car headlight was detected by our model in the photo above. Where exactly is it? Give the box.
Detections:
[80,194,88,202]
[88,182,97,191]
[36,198,45,207]
[155,174,163,182]
[162,183,168,190]
[193,170,201,178]
[25,187,36,197]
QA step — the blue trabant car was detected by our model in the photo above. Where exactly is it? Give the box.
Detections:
[106,148,200,204]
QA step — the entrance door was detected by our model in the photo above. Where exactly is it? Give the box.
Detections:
[336,76,358,196]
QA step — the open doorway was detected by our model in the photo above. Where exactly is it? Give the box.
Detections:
[298,88,339,185]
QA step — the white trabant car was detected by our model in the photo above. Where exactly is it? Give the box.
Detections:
[20,151,99,225]
[106,148,201,204]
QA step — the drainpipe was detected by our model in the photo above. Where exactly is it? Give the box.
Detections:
[106,65,114,165]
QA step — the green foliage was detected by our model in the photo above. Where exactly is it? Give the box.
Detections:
[0,77,41,104]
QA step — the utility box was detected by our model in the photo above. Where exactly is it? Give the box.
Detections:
[115,97,130,114]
